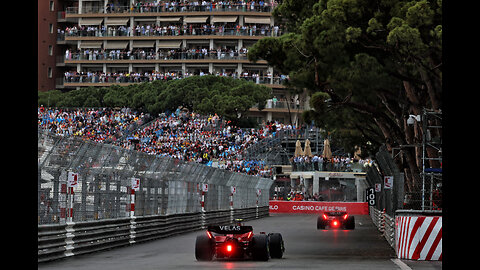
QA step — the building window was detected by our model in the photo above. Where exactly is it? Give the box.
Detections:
[48,67,52,78]
[49,24,53,33]
[48,45,53,56]
[49,1,54,11]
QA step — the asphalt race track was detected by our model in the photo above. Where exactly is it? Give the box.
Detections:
[38,214,441,269]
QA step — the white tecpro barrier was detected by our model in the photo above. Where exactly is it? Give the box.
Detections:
[395,215,442,260]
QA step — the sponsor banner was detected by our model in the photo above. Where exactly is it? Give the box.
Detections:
[269,201,369,215]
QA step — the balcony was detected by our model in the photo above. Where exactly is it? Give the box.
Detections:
[65,3,276,16]
[63,26,283,40]
[62,50,266,64]
[59,73,286,89]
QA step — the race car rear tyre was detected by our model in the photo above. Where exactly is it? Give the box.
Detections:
[195,235,214,261]
[317,216,326,229]
[345,216,355,230]
[252,234,270,261]
[268,233,284,258]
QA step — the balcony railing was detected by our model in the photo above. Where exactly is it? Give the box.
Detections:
[61,74,287,86]
[65,3,276,15]
[64,26,283,38]
[64,51,250,61]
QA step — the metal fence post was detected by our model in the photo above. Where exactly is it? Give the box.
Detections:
[200,189,206,228]
[64,221,75,257]
[230,189,234,223]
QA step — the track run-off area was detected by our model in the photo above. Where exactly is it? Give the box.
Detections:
[38,214,441,269]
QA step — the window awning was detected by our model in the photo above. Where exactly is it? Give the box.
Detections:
[244,16,271,24]
[183,16,208,23]
[79,18,103,26]
[105,41,129,49]
[132,40,156,48]
[157,41,182,49]
[158,17,182,22]
[211,16,238,23]
[79,41,103,49]
[105,17,130,25]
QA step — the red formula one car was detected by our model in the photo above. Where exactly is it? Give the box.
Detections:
[316,211,355,230]
[195,220,284,261]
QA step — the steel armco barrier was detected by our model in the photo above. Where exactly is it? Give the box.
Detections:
[38,206,269,262]
[369,206,395,249]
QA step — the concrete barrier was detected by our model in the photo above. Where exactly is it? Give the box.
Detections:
[395,214,442,260]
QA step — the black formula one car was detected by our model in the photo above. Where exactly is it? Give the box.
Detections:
[316,211,355,230]
[195,220,285,261]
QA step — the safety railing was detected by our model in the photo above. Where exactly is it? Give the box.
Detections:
[65,3,276,15]
[369,207,395,249]
[64,27,283,38]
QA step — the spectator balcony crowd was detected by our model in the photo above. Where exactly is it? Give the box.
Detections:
[63,69,288,85]
[65,47,250,61]
[69,0,279,14]
[291,155,374,173]
[61,23,283,38]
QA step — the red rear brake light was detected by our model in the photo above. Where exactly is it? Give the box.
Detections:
[206,231,213,239]
[246,231,253,239]
[323,214,328,219]
[332,220,338,226]
[343,214,348,220]
[226,244,233,252]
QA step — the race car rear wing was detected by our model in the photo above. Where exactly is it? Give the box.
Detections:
[207,225,253,234]
[324,211,348,216]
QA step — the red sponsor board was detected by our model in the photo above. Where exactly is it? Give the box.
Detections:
[269,201,369,215]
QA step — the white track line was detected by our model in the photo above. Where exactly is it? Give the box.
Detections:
[391,259,412,270]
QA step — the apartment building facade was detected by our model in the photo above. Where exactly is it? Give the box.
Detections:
[45,0,308,125]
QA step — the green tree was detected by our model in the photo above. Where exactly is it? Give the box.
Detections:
[38,75,271,126]
[156,75,271,122]
[249,0,442,191]
[38,90,64,107]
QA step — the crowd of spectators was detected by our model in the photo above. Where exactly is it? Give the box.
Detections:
[38,107,147,143]
[106,0,278,13]
[64,70,182,83]
[65,47,249,61]
[62,23,281,38]
[116,110,277,177]
[158,47,249,60]
[291,154,374,172]
[38,104,373,178]
[38,106,277,177]
[63,69,286,85]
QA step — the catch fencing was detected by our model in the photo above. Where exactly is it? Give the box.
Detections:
[38,129,272,225]
[366,145,442,260]
[365,145,404,217]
